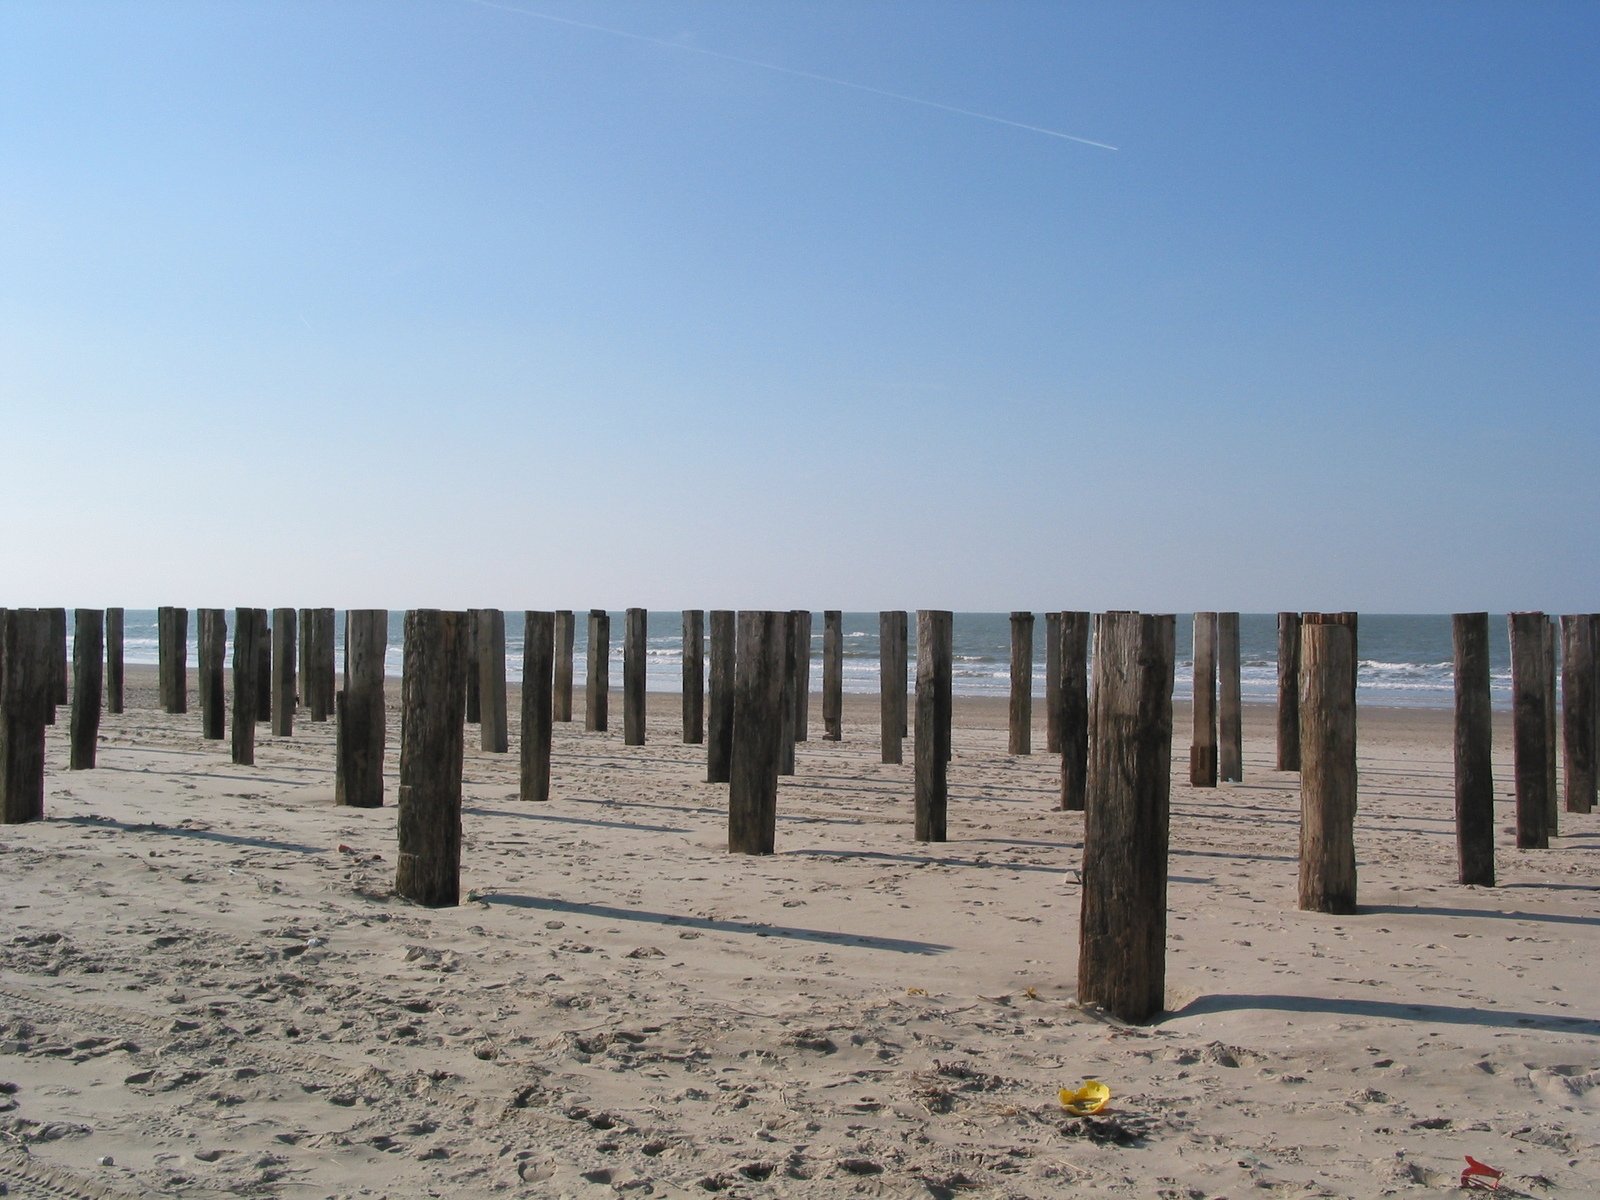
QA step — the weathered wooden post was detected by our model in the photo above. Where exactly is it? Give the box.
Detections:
[271,607,295,737]
[707,610,735,784]
[1190,612,1218,787]
[896,611,909,737]
[309,608,336,722]
[336,609,388,808]
[1045,611,1063,754]
[69,609,103,770]
[879,610,904,764]
[1298,616,1358,913]
[1508,611,1550,849]
[778,611,798,775]
[297,608,311,708]
[728,611,784,855]
[682,610,705,744]
[1,610,52,822]
[1076,610,1176,1024]
[822,610,843,741]
[49,608,67,719]
[1009,611,1033,756]
[158,606,188,714]
[914,610,953,842]
[395,610,468,906]
[792,610,812,741]
[1563,614,1597,814]
[1059,611,1090,812]
[105,608,124,715]
[623,607,647,747]
[255,609,271,724]
[553,610,575,723]
[1543,617,1559,834]
[585,609,609,732]
[521,611,555,803]
[230,607,259,766]
[464,608,482,726]
[198,609,227,740]
[1276,612,1302,771]
[1452,613,1495,886]
[1218,612,1243,782]
[476,608,509,753]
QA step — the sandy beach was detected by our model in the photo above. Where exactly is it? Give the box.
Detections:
[2,664,1596,1199]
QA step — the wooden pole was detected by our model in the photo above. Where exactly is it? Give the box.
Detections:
[1,610,52,823]
[728,611,783,855]
[822,610,843,741]
[394,609,467,907]
[1298,617,1358,913]
[585,609,609,732]
[521,611,555,803]
[49,607,67,717]
[69,609,103,771]
[195,609,225,740]
[553,610,575,723]
[1009,611,1033,756]
[682,609,704,744]
[1508,612,1549,849]
[1045,611,1062,754]
[105,608,123,715]
[879,610,903,765]
[477,608,509,753]
[158,606,188,714]
[255,609,271,724]
[1452,613,1495,886]
[1218,612,1242,782]
[230,607,259,767]
[1190,612,1218,787]
[310,609,335,723]
[1059,611,1090,812]
[778,611,797,775]
[1566,614,1598,814]
[1276,612,1301,771]
[792,610,812,741]
[464,608,482,726]
[297,609,310,710]
[897,612,909,737]
[707,610,735,784]
[1076,610,1176,1024]
[623,607,647,747]
[271,607,295,737]
[336,609,388,808]
[914,610,953,843]
[1543,617,1559,835]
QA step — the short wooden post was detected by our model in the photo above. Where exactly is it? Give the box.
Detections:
[336,609,388,808]
[521,611,555,803]
[1,610,52,823]
[553,610,575,722]
[792,610,812,741]
[464,608,482,726]
[309,609,335,722]
[394,610,467,907]
[1009,611,1033,755]
[230,607,259,766]
[914,610,953,842]
[897,612,909,736]
[707,610,735,784]
[1452,613,1495,886]
[271,607,295,737]
[69,609,103,770]
[255,609,271,724]
[1543,617,1559,834]
[1276,612,1302,771]
[879,610,904,764]
[1508,612,1549,849]
[197,609,227,740]
[822,610,843,741]
[297,608,311,707]
[1045,611,1063,753]
[729,611,784,855]
[1059,611,1090,812]
[158,606,188,714]
[1564,615,1597,814]
[1076,610,1176,1023]
[623,607,647,747]
[49,608,67,718]
[778,611,798,775]
[1218,612,1242,782]
[477,609,509,753]
[1298,617,1358,913]
[682,610,705,744]
[585,609,609,732]
[105,608,124,715]
[1190,612,1218,787]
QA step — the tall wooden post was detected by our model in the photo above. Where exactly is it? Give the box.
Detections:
[1452,613,1495,886]
[585,609,609,732]
[521,611,555,803]
[336,609,388,808]
[1,610,52,823]
[297,608,311,709]
[1076,610,1176,1024]
[158,606,188,714]
[792,610,812,741]
[914,610,953,843]
[1542,617,1559,835]
[682,610,705,744]
[271,607,296,737]
[553,610,575,723]
[105,608,124,715]
[897,612,909,737]
[197,609,226,740]
[69,609,103,771]
[1563,615,1597,814]
[49,608,67,719]
[623,607,647,747]
[707,610,735,784]
[309,609,335,723]
[728,611,784,855]
[1008,611,1033,756]
[464,608,482,726]
[1045,611,1063,754]
[1298,617,1358,914]
[230,607,259,767]
[778,612,798,775]
[1276,612,1302,771]
[879,611,904,764]
[1508,612,1550,849]
[822,610,843,741]
[394,610,467,907]
[1059,611,1090,812]
[255,610,271,724]
[1190,612,1218,787]
[1218,612,1242,782]
[477,609,509,753]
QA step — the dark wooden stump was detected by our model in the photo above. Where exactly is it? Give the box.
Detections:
[707,610,735,784]
[336,610,388,808]
[1542,617,1558,835]
[478,609,509,753]
[230,607,259,766]
[395,610,467,906]
[69,609,103,771]
[822,610,843,741]
[779,612,798,775]
[1009,611,1033,756]
[792,610,812,742]
[309,609,336,722]
[49,608,67,720]
[1276,612,1302,771]
[1452,613,1494,886]
[464,608,482,726]
[553,610,575,723]
[1059,611,1090,812]
[682,610,704,744]
[105,608,124,715]
[1,610,52,823]
[158,606,188,714]
[1190,611,1218,787]
[271,607,296,737]
[1508,611,1549,849]
[1563,614,1596,814]
[1298,617,1357,913]
[198,609,226,740]
[914,610,953,843]
[1045,612,1063,754]
[1218,612,1242,782]
[728,611,784,855]
[585,609,609,732]
[624,607,647,747]
[255,609,271,724]
[879,610,904,765]
[521,611,555,803]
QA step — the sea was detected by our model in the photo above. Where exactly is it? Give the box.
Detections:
[99,611,1515,711]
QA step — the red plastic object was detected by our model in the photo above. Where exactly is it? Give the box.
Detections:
[1460,1156,1502,1191]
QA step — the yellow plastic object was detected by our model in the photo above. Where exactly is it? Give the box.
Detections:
[1058,1079,1110,1116]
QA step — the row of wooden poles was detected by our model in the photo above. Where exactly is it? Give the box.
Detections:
[2,605,1595,1022]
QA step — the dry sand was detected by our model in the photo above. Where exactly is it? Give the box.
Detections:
[2,665,1596,1199]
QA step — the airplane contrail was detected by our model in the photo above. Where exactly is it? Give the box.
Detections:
[452,0,1118,151]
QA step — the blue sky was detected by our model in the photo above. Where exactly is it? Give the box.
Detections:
[3,1,1596,611]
